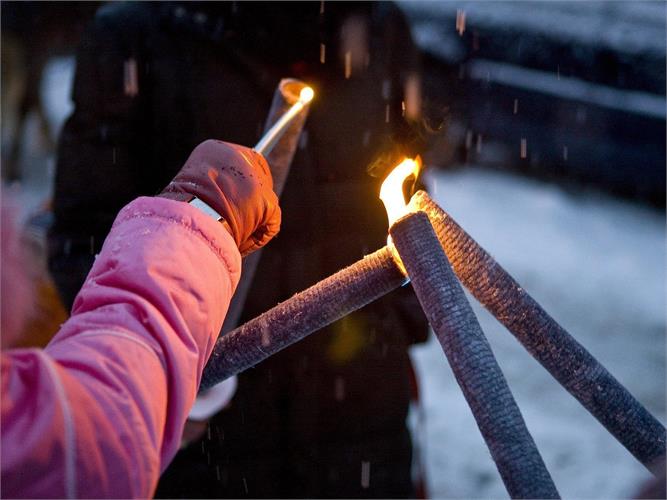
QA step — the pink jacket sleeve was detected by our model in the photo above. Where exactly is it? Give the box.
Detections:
[1,197,241,498]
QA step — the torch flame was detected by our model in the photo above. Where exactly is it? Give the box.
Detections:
[379,157,421,226]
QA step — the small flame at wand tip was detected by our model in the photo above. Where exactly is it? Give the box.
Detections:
[299,87,315,104]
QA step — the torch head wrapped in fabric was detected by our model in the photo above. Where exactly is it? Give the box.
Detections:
[161,139,281,256]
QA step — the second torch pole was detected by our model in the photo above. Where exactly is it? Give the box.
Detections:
[389,211,559,499]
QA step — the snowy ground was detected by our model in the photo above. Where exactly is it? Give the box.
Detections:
[10,51,666,500]
[410,167,665,498]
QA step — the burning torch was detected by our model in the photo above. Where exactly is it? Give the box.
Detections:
[200,153,665,480]
[381,162,559,499]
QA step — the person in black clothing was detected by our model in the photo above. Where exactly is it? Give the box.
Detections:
[48,2,428,497]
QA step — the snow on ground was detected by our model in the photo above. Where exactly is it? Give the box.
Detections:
[410,167,665,499]
[41,56,75,142]
[8,56,75,217]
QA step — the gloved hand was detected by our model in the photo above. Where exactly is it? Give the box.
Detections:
[160,140,281,256]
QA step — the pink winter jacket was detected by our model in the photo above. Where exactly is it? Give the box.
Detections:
[1,197,241,498]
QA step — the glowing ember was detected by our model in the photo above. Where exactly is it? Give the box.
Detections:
[456,9,466,36]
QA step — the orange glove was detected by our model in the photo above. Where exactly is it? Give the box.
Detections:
[161,140,281,256]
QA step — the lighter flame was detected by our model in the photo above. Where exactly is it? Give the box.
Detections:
[254,85,314,155]
[379,157,420,226]
[299,86,315,104]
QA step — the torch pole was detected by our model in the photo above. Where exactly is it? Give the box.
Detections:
[411,190,666,470]
[254,79,313,194]
[390,211,559,499]
[201,246,406,389]
[220,79,312,336]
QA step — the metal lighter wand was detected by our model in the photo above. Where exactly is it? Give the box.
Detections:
[189,84,314,219]
[254,86,314,155]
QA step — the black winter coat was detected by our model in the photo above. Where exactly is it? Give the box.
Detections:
[49,2,428,497]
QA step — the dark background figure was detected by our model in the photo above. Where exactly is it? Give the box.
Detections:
[1,1,100,182]
[47,2,428,498]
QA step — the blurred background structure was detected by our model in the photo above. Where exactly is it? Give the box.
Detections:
[401,1,666,206]
[1,1,664,498]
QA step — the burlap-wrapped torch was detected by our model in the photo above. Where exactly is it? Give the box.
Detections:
[201,246,406,388]
[383,161,559,499]
[411,190,666,470]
